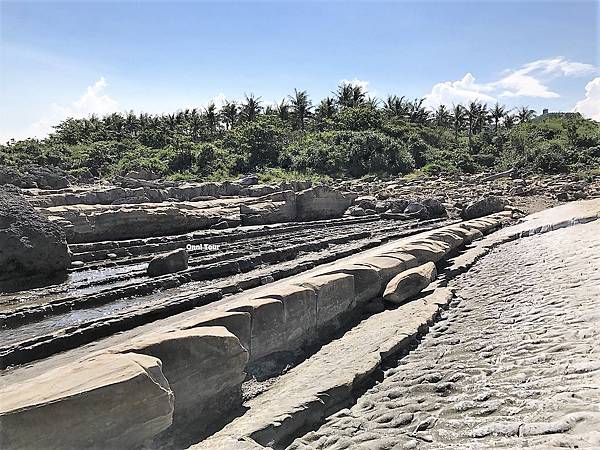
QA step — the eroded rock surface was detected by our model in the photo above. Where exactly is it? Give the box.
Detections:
[0,189,70,284]
[291,219,600,449]
[0,352,174,449]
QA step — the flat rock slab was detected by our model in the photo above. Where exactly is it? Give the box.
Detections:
[190,288,454,450]
[0,352,174,449]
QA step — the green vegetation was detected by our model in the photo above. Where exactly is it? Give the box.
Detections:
[2,84,599,181]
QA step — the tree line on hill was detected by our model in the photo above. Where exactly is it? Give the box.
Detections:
[2,83,599,182]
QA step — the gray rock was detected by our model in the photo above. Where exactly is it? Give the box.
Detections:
[210,220,229,230]
[461,196,506,220]
[296,186,357,221]
[147,249,189,277]
[125,168,160,181]
[0,189,70,282]
[404,202,429,219]
[238,174,259,186]
[383,262,437,304]
[348,206,366,217]
[354,195,377,211]
[422,198,446,218]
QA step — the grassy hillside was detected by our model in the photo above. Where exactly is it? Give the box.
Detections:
[2,85,599,182]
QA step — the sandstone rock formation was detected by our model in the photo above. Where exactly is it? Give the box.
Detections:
[0,352,174,449]
[461,195,506,219]
[113,327,248,433]
[240,191,296,225]
[147,248,189,277]
[296,186,357,221]
[383,261,437,304]
[0,189,70,284]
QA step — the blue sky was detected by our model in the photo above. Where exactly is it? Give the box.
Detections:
[1,0,599,141]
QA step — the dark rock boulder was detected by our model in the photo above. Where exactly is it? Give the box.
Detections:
[354,196,377,211]
[0,189,70,283]
[422,198,446,218]
[461,196,506,220]
[403,198,447,220]
[237,174,259,186]
[147,249,189,277]
[22,164,70,189]
[0,164,69,189]
[403,202,429,219]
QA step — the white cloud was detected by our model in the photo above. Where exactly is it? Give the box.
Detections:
[493,72,560,99]
[424,57,597,108]
[424,73,496,107]
[339,78,371,93]
[573,77,600,121]
[26,77,118,139]
[518,57,597,77]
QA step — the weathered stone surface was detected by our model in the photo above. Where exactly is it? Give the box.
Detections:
[178,311,252,353]
[0,352,174,449]
[296,186,357,221]
[42,200,242,242]
[318,264,381,304]
[240,191,296,225]
[461,195,506,220]
[147,248,189,277]
[0,164,69,189]
[295,218,600,449]
[0,189,70,283]
[400,240,449,263]
[237,174,259,186]
[255,284,318,350]
[191,289,454,450]
[383,261,437,304]
[113,327,248,429]
[228,298,287,362]
[353,254,411,289]
[296,273,355,332]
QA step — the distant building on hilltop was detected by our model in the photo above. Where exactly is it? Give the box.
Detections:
[535,108,582,120]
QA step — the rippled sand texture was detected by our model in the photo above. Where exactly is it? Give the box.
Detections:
[291,220,600,449]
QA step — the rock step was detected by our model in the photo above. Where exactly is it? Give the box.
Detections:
[0,221,454,368]
[0,228,377,328]
[1,217,450,326]
[0,211,513,449]
[190,288,455,450]
[1,327,249,449]
[67,215,383,263]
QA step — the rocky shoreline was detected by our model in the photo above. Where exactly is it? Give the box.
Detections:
[1,169,599,449]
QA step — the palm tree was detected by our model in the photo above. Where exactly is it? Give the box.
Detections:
[503,114,516,130]
[334,83,366,108]
[408,98,429,124]
[490,103,506,132]
[314,97,336,130]
[383,95,407,118]
[189,108,202,141]
[452,104,466,140]
[475,103,490,133]
[240,93,262,122]
[365,96,379,110]
[204,103,218,135]
[289,89,312,130]
[220,100,238,130]
[124,111,139,137]
[517,106,536,123]
[433,104,451,127]
[466,101,480,144]
[274,99,290,122]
